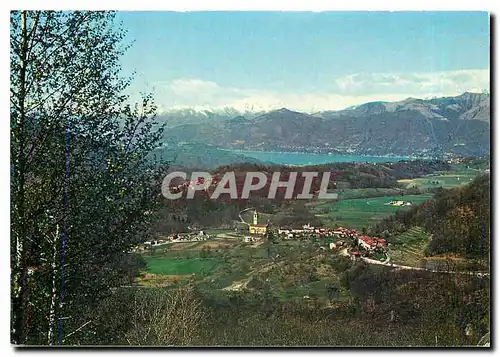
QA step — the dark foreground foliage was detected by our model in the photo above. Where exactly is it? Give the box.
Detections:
[70,264,489,347]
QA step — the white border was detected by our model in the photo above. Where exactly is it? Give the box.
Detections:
[2,1,496,356]
[4,0,498,11]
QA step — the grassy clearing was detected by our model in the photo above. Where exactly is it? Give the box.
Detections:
[315,194,433,230]
[398,172,478,190]
[389,226,429,267]
[144,256,224,276]
[278,279,336,300]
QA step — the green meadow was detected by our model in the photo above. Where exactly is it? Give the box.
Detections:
[316,194,433,230]
[398,172,478,190]
[143,256,224,276]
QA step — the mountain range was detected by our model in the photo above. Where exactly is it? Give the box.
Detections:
[159,92,490,158]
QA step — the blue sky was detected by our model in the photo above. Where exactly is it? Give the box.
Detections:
[116,11,490,112]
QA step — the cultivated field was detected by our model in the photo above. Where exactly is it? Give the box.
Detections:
[388,226,429,266]
[137,234,243,286]
[315,194,433,230]
[397,171,478,190]
[143,256,224,276]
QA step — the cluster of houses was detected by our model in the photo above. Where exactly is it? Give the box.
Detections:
[357,235,387,250]
[277,224,359,240]
[327,230,388,252]
[140,231,210,248]
[275,224,389,261]
[385,200,412,207]
[348,235,388,261]
[165,230,210,242]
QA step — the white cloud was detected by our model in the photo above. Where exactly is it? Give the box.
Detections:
[152,78,245,109]
[223,92,419,113]
[333,70,490,96]
[151,69,490,113]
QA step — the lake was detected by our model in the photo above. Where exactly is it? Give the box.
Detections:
[232,150,413,166]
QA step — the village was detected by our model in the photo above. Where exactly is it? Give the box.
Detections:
[137,209,389,263]
[242,210,389,261]
[150,209,383,259]
[276,224,388,260]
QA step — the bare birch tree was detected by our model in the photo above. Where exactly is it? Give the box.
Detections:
[11,10,167,344]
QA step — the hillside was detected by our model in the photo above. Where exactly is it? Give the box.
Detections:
[162,93,490,157]
[373,173,490,260]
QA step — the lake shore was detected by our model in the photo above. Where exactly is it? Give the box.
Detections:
[223,149,427,166]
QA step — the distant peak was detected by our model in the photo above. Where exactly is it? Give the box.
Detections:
[273,108,303,115]
[459,91,489,97]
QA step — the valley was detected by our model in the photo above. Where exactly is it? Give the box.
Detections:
[120,160,490,346]
[137,160,489,293]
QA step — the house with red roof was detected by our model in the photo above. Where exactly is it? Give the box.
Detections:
[358,235,376,250]
[358,235,387,250]
[375,237,387,248]
[333,227,349,237]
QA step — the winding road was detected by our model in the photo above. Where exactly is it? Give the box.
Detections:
[360,256,489,278]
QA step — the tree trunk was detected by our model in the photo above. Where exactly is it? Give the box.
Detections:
[11,10,29,345]
[47,225,59,345]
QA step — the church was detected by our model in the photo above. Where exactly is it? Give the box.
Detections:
[248,210,268,235]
